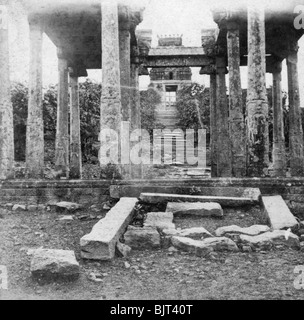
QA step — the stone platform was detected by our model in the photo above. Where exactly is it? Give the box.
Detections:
[0,178,304,215]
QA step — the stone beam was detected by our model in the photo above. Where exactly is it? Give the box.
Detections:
[26,18,44,178]
[143,56,214,68]
[246,4,269,177]
[0,5,14,180]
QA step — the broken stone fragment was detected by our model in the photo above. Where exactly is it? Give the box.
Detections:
[166,202,223,217]
[56,202,83,212]
[30,249,80,281]
[144,212,175,231]
[240,230,300,250]
[116,241,132,258]
[163,227,213,240]
[12,204,26,212]
[124,226,161,249]
[58,215,74,221]
[171,236,238,257]
[215,225,270,237]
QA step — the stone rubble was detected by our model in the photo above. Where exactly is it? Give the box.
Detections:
[215,225,270,237]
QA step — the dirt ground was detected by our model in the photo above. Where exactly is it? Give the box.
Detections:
[1,205,304,300]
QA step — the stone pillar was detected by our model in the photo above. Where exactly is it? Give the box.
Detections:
[216,56,232,177]
[247,4,269,177]
[119,20,131,121]
[100,0,122,172]
[69,71,82,179]
[54,50,69,179]
[210,71,217,177]
[26,19,44,178]
[130,45,143,179]
[271,61,286,177]
[0,5,14,179]
[227,21,246,177]
[287,43,304,176]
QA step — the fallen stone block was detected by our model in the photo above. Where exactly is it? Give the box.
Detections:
[116,241,131,258]
[124,226,161,249]
[30,249,80,281]
[58,215,74,221]
[215,225,270,237]
[163,227,213,240]
[262,196,298,230]
[80,198,138,260]
[144,212,175,231]
[12,204,26,212]
[166,202,223,217]
[240,230,300,250]
[140,193,258,207]
[171,236,238,257]
[56,202,82,212]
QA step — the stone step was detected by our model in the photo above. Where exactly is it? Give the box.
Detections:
[110,186,261,202]
[80,197,138,261]
[262,195,298,230]
[139,192,260,207]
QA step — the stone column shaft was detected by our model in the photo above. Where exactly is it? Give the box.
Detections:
[101,0,122,132]
[130,61,143,179]
[216,57,232,177]
[69,75,82,179]
[227,21,246,177]
[287,47,304,176]
[209,72,217,177]
[272,62,286,177]
[26,21,44,178]
[247,4,269,177]
[55,55,69,178]
[0,5,14,179]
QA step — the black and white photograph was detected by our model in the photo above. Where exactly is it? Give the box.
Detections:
[1,0,304,304]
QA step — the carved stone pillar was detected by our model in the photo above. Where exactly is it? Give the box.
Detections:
[216,56,232,177]
[69,71,82,179]
[54,51,69,179]
[271,60,286,177]
[247,4,269,177]
[26,19,44,178]
[100,0,122,171]
[227,20,246,177]
[130,45,142,179]
[287,42,304,176]
[0,5,14,179]
[210,72,217,177]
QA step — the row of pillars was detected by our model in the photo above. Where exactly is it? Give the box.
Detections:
[0,1,142,180]
[208,5,304,178]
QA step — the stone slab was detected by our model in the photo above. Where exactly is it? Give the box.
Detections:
[163,227,213,240]
[80,198,138,260]
[144,212,175,231]
[140,193,259,207]
[215,225,270,237]
[166,202,223,217]
[240,230,300,249]
[171,236,238,257]
[262,196,298,230]
[124,226,161,249]
[30,249,80,280]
